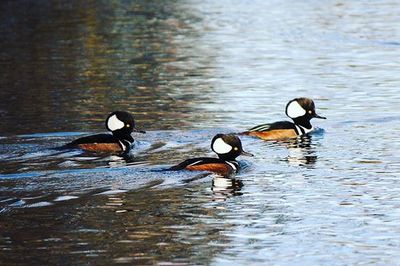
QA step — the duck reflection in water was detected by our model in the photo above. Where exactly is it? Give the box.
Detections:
[212,176,244,201]
[282,135,318,167]
[182,173,244,201]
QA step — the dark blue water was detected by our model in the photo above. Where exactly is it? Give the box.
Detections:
[1,0,400,264]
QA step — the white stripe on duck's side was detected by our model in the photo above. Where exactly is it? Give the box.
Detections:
[225,161,238,173]
[187,160,204,167]
[249,124,271,132]
[118,139,133,151]
[118,140,127,151]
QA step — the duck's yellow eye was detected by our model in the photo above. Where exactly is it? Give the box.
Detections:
[126,124,130,128]
[308,110,312,114]
[234,147,239,151]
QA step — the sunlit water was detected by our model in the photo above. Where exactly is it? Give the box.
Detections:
[1,0,400,264]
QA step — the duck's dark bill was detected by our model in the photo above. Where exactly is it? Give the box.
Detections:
[241,150,254,157]
[314,114,326,119]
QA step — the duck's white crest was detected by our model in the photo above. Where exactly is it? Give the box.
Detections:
[107,114,124,131]
[212,138,232,154]
[287,100,306,118]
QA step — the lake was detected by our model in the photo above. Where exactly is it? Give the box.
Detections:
[1,0,400,264]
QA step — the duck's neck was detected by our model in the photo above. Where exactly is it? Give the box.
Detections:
[292,117,313,135]
[217,153,237,162]
[113,132,134,151]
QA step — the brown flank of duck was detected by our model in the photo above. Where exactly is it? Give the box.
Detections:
[243,129,297,140]
[186,163,234,176]
[77,143,122,152]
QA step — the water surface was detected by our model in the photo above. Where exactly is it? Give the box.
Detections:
[1,0,400,265]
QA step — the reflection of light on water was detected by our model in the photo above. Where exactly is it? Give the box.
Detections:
[1,0,400,263]
[212,176,243,201]
[53,195,79,202]
[283,135,318,167]
[287,148,317,166]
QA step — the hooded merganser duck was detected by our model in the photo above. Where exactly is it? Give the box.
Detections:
[242,98,326,140]
[169,134,253,176]
[65,111,144,153]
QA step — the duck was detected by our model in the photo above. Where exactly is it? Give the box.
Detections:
[65,111,144,153]
[169,134,253,176]
[242,97,326,140]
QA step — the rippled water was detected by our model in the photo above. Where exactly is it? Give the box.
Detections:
[1,0,400,264]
